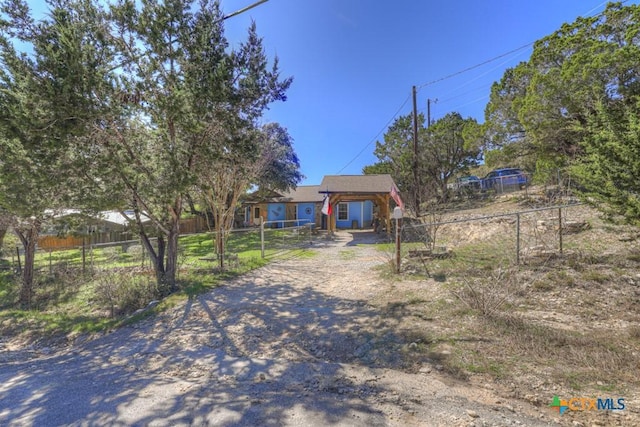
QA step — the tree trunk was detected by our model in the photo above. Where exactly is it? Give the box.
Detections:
[155,235,167,292]
[15,223,40,308]
[164,226,179,294]
[440,180,450,203]
[131,199,182,298]
[215,224,225,271]
[0,227,7,253]
[138,231,173,297]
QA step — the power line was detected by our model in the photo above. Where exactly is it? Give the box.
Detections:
[335,43,531,173]
[335,43,538,174]
[335,93,412,174]
[224,0,269,20]
[416,0,619,93]
[417,43,533,91]
[421,50,529,119]
[335,0,621,174]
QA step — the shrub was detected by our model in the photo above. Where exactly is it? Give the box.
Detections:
[94,268,157,317]
[451,267,526,316]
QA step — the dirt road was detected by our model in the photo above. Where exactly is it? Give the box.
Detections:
[0,231,558,426]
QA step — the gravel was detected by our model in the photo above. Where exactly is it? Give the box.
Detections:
[0,231,558,426]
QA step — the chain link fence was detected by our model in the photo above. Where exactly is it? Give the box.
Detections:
[393,203,591,277]
[449,168,580,205]
[0,220,318,278]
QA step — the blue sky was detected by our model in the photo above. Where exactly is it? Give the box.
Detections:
[29,0,634,186]
[220,0,632,185]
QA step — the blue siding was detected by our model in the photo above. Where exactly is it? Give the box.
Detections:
[363,200,373,226]
[336,201,374,229]
[267,203,286,226]
[297,203,315,226]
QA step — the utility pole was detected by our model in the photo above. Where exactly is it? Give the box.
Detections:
[412,86,420,217]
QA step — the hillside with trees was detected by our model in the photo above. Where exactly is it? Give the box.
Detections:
[366,2,640,226]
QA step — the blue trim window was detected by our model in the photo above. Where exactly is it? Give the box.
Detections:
[337,203,348,221]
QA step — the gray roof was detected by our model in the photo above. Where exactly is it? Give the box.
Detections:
[319,174,395,194]
[276,185,323,203]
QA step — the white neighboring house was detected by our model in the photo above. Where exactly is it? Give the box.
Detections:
[41,209,151,236]
[33,211,155,252]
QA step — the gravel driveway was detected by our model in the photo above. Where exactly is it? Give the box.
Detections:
[0,231,557,426]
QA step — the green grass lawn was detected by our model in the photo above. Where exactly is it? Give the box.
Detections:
[0,229,315,338]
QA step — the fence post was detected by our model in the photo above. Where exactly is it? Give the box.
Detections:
[260,218,265,258]
[395,218,401,273]
[90,233,94,274]
[558,207,563,255]
[82,237,86,274]
[393,207,403,273]
[516,213,521,265]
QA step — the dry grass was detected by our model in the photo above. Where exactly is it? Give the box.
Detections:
[478,314,638,387]
[450,267,527,316]
[379,197,640,400]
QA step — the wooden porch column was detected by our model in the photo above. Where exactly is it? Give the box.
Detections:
[385,194,392,236]
[372,194,392,236]
[329,194,338,233]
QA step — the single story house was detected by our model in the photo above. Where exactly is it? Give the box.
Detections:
[241,174,400,232]
[241,185,324,228]
[320,174,397,232]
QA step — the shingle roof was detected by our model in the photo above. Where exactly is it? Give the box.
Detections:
[319,174,395,194]
[276,185,323,203]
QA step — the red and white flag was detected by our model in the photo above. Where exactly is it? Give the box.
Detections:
[390,184,404,211]
[321,195,332,216]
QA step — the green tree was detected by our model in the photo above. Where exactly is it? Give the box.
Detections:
[1,0,296,299]
[571,100,640,224]
[422,112,481,201]
[256,123,303,193]
[483,2,640,183]
[366,112,480,213]
[482,63,536,170]
[362,161,393,176]
[94,0,293,282]
[370,114,424,214]
[194,122,301,270]
[0,0,114,306]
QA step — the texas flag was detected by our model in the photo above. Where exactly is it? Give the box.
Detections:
[390,184,404,211]
[321,195,332,216]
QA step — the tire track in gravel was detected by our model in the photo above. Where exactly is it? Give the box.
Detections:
[0,231,557,426]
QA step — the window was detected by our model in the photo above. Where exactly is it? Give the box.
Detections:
[254,207,260,219]
[337,203,348,221]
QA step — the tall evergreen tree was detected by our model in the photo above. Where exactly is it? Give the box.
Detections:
[483,2,640,220]
[422,112,481,202]
[483,2,640,177]
[0,0,114,306]
[91,0,295,283]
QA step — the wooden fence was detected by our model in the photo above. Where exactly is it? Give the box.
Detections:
[37,216,209,251]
